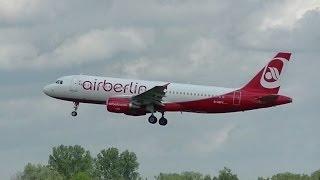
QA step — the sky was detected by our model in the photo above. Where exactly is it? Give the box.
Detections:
[0,0,319,179]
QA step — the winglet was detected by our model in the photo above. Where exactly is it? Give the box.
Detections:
[163,83,170,89]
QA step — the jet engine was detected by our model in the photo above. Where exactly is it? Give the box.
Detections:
[106,97,146,116]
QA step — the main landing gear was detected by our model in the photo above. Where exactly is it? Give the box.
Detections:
[71,102,79,117]
[148,114,157,124]
[148,112,167,126]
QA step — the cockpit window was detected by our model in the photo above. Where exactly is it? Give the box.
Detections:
[56,80,63,84]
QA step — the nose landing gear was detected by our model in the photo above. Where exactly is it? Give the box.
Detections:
[71,102,79,117]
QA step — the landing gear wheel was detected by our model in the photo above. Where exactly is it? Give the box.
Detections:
[148,114,157,124]
[159,117,168,126]
[71,111,77,117]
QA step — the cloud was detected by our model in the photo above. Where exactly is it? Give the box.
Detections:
[260,0,320,30]
[187,124,236,153]
[0,28,154,70]
[108,37,232,83]
[39,28,153,66]
[0,0,55,25]
[0,43,38,69]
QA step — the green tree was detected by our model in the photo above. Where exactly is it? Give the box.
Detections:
[204,175,212,180]
[270,172,310,180]
[70,172,91,180]
[16,163,63,180]
[181,171,203,180]
[48,145,93,179]
[257,177,270,180]
[119,150,139,180]
[155,172,183,180]
[94,148,140,180]
[94,147,121,179]
[215,167,238,180]
[311,170,320,180]
[155,171,210,180]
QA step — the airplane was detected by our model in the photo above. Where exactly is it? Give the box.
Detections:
[43,52,293,126]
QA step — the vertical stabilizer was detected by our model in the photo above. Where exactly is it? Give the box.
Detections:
[241,52,291,94]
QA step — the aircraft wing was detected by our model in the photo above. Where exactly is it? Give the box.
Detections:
[131,83,169,108]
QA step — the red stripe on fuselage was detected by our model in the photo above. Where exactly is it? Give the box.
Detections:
[54,90,292,114]
[162,90,292,113]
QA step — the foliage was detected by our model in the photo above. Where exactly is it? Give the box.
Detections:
[155,167,238,180]
[311,170,320,180]
[94,148,140,180]
[94,147,121,179]
[155,171,207,180]
[270,172,310,180]
[216,167,238,180]
[16,163,63,180]
[259,170,320,180]
[48,145,93,179]
[70,172,91,180]
[204,175,212,180]
[119,150,140,180]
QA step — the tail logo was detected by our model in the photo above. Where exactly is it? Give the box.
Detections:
[260,58,287,89]
[264,67,280,82]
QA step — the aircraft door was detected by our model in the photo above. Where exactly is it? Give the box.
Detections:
[69,77,79,92]
[233,90,241,105]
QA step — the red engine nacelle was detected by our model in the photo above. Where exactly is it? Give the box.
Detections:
[106,97,146,116]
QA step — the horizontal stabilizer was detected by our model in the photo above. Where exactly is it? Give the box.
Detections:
[256,94,279,104]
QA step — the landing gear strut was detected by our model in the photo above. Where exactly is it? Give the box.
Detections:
[159,112,168,126]
[71,102,79,117]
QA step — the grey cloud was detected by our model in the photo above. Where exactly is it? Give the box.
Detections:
[0,28,154,70]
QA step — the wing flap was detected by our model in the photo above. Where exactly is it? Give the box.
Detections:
[132,83,169,108]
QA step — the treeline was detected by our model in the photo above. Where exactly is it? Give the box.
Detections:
[156,170,320,180]
[13,145,139,180]
[12,145,320,180]
[155,167,238,180]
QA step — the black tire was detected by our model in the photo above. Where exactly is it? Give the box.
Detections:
[159,117,168,126]
[71,111,77,117]
[148,115,157,124]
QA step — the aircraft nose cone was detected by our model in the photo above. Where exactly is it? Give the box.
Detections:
[43,85,54,96]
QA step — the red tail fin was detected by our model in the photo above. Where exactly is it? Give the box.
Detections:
[241,52,291,94]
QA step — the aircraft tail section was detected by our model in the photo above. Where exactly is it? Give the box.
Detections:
[241,52,291,94]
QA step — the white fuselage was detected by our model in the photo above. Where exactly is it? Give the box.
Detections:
[44,75,235,104]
